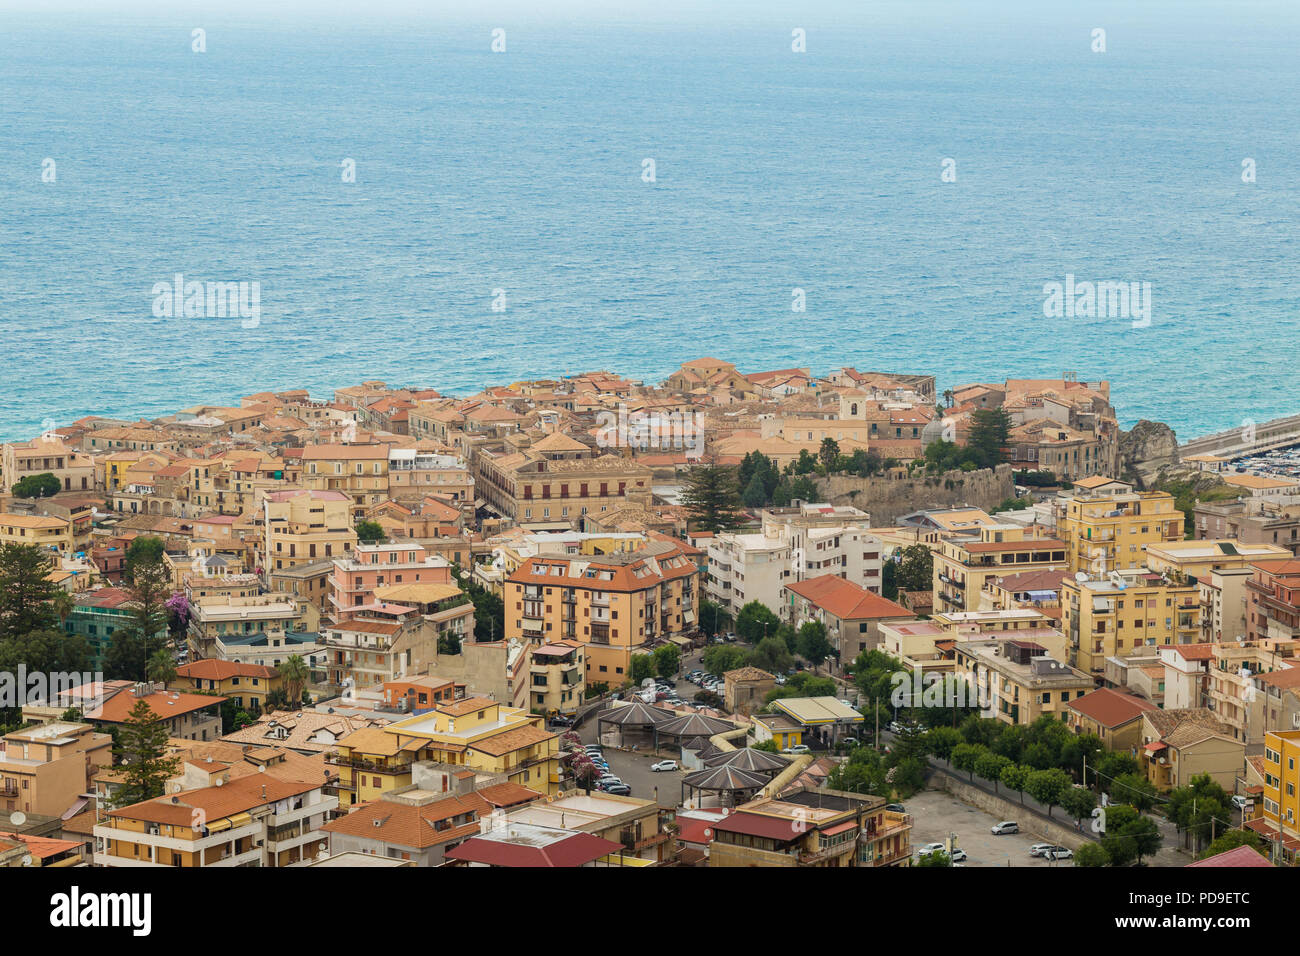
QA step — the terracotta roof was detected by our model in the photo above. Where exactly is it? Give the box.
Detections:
[86,689,221,724]
[1067,688,1159,728]
[784,574,913,621]
[1186,845,1274,867]
[109,771,321,827]
[444,830,622,867]
[469,724,555,757]
[176,660,278,681]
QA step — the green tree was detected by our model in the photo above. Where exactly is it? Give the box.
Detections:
[1025,768,1071,817]
[924,726,964,762]
[893,545,933,593]
[698,599,732,637]
[682,465,745,532]
[0,543,60,641]
[1199,829,1268,861]
[11,472,61,498]
[354,520,387,544]
[795,620,834,665]
[1000,763,1031,805]
[975,752,1013,793]
[818,438,841,473]
[1074,842,1109,867]
[628,654,657,685]
[966,408,1012,467]
[145,648,176,684]
[1060,785,1098,826]
[735,601,780,644]
[124,536,165,583]
[277,654,309,707]
[653,643,681,679]
[951,743,987,782]
[701,645,750,674]
[104,547,172,681]
[741,471,768,509]
[916,849,952,867]
[751,636,793,675]
[112,699,181,808]
[1110,772,1158,813]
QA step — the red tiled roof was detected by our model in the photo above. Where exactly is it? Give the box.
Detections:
[444,830,622,867]
[784,574,912,621]
[1186,845,1274,867]
[1067,688,1158,728]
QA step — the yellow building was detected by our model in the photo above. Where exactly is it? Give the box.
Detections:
[505,540,700,684]
[331,697,559,807]
[932,525,1067,614]
[1062,570,1202,678]
[0,512,74,554]
[169,659,283,713]
[1056,483,1184,573]
[259,488,357,575]
[1259,730,1300,860]
[952,638,1094,725]
[300,443,393,521]
[1144,538,1293,582]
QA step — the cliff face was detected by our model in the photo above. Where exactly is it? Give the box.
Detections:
[1118,420,1180,489]
[818,464,1015,525]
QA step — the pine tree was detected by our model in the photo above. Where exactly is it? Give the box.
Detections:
[112,698,180,807]
[682,465,745,532]
[0,543,60,641]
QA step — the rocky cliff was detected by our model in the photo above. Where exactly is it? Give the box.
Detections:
[818,464,1016,525]
[1118,420,1181,489]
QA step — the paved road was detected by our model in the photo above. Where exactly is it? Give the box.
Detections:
[906,789,1069,867]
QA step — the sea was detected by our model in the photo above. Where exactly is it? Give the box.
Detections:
[2,0,1299,442]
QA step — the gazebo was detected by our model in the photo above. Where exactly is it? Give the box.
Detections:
[703,747,789,776]
[657,712,740,749]
[681,764,771,808]
[596,701,676,750]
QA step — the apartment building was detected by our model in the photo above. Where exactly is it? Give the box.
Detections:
[84,684,223,743]
[781,575,914,660]
[322,606,443,692]
[1144,538,1292,582]
[0,721,112,818]
[66,587,168,671]
[0,512,74,554]
[300,443,393,521]
[1064,687,1159,752]
[932,525,1067,615]
[1055,483,1183,574]
[94,772,337,867]
[1062,570,1202,679]
[1245,559,1300,642]
[1,436,95,494]
[527,641,585,717]
[187,586,305,661]
[504,540,700,683]
[1138,708,1242,792]
[387,448,474,504]
[1206,638,1299,746]
[326,542,452,626]
[259,488,356,578]
[708,787,911,868]
[474,436,653,526]
[169,660,283,713]
[952,638,1094,725]
[1258,730,1300,858]
[1194,499,1300,557]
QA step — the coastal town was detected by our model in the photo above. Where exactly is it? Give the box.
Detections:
[0,356,1297,871]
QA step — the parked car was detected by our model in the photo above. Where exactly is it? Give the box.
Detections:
[1029,843,1055,857]
[602,783,632,796]
[773,675,787,686]
[885,803,906,814]
[596,774,622,786]
[991,821,1019,835]
[651,760,679,772]
[1046,847,1073,861]
[840,736,859,747]
[1231,794,1252,811]
[949,848,967,863]
[887,721,903,734]
[782,744,811,755]
[916,842,946,856]
[549,715,574,727]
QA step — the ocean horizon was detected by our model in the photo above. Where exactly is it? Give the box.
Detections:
[3,0,1299,442]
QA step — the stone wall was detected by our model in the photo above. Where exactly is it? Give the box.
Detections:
[817,464,1016,526]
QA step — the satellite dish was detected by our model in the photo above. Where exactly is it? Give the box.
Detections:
[1074,572,1088,582]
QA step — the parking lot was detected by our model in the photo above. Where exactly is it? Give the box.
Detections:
[904,789,1075,867]
[579,722,683,808]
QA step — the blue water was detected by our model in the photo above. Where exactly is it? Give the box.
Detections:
[2,0,1299,442]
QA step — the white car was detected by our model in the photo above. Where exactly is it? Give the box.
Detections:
[949,848,967,863]
[650,760,678,772]
[1029,843,1055,857]
[916,842,946,856]
[782,744,811,755]
[1045,847,1073,861]
[991,821,1019,835]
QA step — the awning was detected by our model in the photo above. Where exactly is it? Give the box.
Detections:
[1144,741,1167,753]
[821,821,858,838]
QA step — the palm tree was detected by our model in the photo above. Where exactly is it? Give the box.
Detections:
[145,648,177,685]
[50,589,74,628]
[278,655,309,705]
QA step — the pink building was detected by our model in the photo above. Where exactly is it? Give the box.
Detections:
[327,542,452,624]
